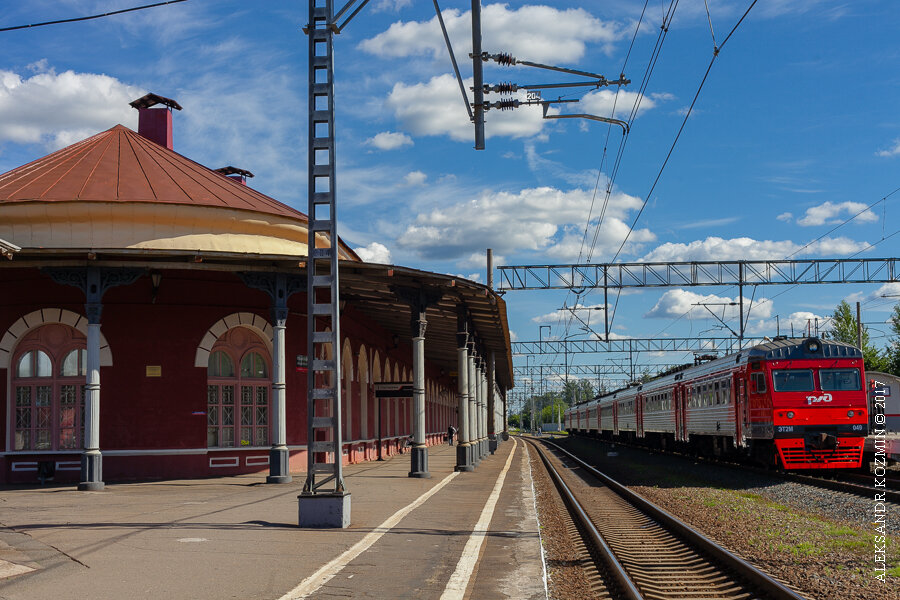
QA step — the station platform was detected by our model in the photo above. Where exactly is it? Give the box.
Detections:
[0,439,545,599]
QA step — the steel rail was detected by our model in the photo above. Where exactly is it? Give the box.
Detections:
[524,437,643,600]
[538,438,808,600]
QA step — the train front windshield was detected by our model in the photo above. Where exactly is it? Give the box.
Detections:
[771,367,863,399]
[819,369,861,391]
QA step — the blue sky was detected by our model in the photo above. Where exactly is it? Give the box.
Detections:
[1,1,899,392]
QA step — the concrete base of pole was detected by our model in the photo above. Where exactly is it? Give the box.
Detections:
[472,443,481,466]
[78,451,104,491]
[266,446,292,484]
[408,445,430,478]
[455,443,475,472]
[298,492,351,528]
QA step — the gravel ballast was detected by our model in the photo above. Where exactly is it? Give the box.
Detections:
[536,435,899,600]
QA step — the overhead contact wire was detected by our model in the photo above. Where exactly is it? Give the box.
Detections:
[0,0,187,32]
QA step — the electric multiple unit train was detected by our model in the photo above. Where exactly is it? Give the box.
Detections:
[564,337,868,469]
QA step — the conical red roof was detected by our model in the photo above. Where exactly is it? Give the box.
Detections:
[0,125,305,221]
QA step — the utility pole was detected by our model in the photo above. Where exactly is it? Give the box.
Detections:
[857,301,863,350]
[470,0,485,149]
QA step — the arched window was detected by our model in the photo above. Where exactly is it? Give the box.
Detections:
[12,325,86,451]
[207,328,270,448]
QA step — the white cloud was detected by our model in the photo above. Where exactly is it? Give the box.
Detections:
[644,290,772,321]
[745,311,827,336]
[386,75,548,142]
[776,212,793,222]
[367,131,413,150]
[545,223,654,262]
[457,251,505,269]
[398,185,652,260]
[640,236,869,262]
[0,67,142,150]
[360,5,622,63]
[844,282,900,309]
[531,303,608,326]
[797,201,879,226]
[877,138,900,157]
[403,171,427,186]
[373,0,412,12]
[578,89,659,120]
[353,242,393,264]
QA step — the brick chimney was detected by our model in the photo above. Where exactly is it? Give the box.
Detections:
[214,166,254,186]
[129,93,182,149]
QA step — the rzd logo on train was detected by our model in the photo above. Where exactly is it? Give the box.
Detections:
[806,393,833,405]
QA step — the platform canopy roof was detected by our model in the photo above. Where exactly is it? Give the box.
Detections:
[0,125,358,260]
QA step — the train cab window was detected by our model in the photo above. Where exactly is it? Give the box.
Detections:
[772,369,814,392]
[750,372,767,394]
[820,368,861,391]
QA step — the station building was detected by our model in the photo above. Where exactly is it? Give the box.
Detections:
[0,95,512,486]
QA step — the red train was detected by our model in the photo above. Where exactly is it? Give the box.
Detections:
[564,337,868,469]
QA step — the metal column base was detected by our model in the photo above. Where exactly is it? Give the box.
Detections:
[472,442,481,466]
[78,451,104,491]
[489,435,498,454]
[298,492,351,528]
[266,446,292,484]
[408,445,430,478]
[455,443,474,472]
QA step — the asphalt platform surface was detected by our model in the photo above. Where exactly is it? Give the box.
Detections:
[0,440,545,599]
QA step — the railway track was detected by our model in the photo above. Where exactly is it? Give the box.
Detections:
[524,436,806,600]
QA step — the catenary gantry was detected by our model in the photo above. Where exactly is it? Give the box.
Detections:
[498,258,899,290]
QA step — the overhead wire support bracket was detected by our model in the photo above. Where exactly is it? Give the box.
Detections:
[315,0,370,33]
[541,103,630,133]
[482,52,630,84]
[477,50,630,133]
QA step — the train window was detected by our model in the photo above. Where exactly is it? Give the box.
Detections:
[820,369,861,391]
[772,369,814,392]
[750,372,767,393]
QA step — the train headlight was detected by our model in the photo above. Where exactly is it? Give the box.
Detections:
[787,411,795,419]
[806,339,820,353]
[847,410,855,417]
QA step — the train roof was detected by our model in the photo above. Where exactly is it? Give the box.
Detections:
[569,337,863,411]
[744,336,862,361]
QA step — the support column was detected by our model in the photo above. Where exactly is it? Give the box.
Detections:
[468,345,479,467]
[456,321,473,472]
[239,272,304,484]
[409,312,430,478]
[43,266,143,492]
[475,360,483,459]
[267,304,291,483]
[80,303,103,491]
[488,351,498,453]
[479,361,487,458]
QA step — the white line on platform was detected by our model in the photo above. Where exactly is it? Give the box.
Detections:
[440,438,518,600]
[278,469,460,600]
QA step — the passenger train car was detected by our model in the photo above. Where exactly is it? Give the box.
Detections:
[564,337,868,470]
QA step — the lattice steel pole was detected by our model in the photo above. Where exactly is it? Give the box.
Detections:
[299,0,349,528]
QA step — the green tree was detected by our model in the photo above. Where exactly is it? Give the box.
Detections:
[540,397,569,427]
[824,300,889,372]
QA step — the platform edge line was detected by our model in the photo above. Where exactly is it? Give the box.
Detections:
[278,470,460,600]
[440,438,519,600]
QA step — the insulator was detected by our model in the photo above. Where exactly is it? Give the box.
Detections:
[498,82,517,94]
[495,53,515,66]
[495,99,519,111]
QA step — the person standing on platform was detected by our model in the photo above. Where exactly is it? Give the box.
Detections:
[447,425,456,445]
